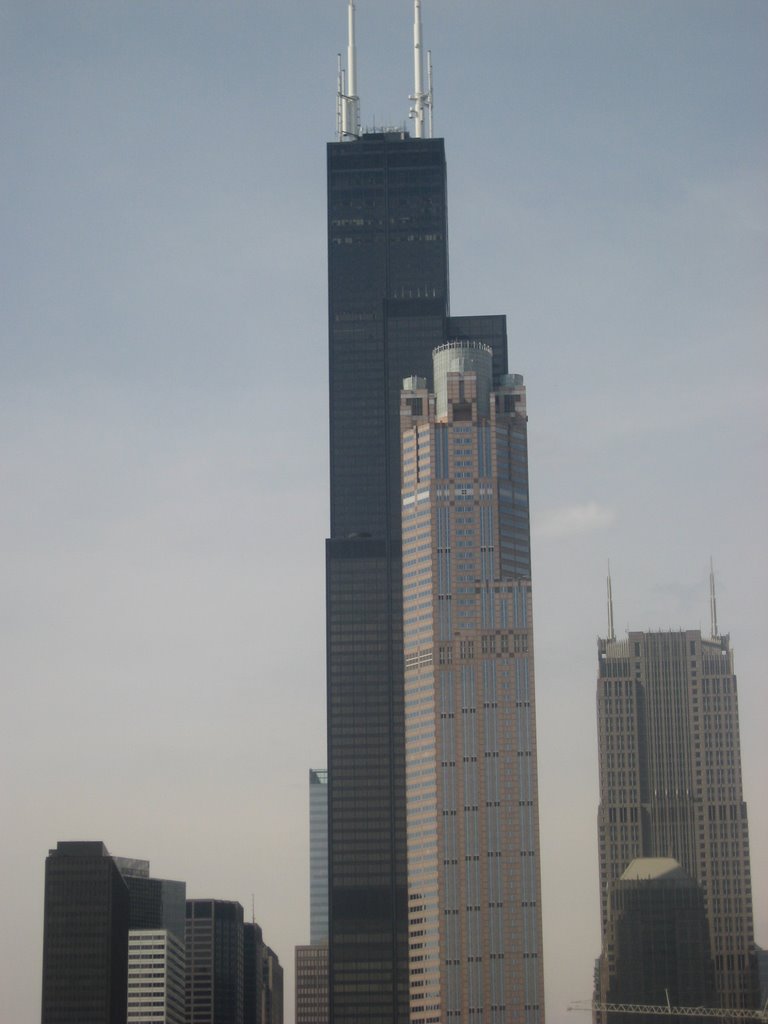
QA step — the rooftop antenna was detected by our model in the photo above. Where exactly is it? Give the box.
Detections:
[607,560,616,642]
[337,1,360,140]
[709,558,719,639]
[427,48,434,138]
[409,0,433,138]
[336,55,345,140]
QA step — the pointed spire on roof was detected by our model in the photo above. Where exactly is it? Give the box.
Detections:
[607,560,616,642]
[710,558,719,639]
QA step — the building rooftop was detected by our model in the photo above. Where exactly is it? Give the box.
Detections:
[620,857,689,882]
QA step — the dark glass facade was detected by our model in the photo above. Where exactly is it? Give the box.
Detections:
[121,871,186,943]
[243,922,265,1024]
[263,947,283,1024]
[326,131,508,1022]
[328,133,449,542]
[41,841,130,1024]
[185,900,244,1024]
[602,861,717,1024]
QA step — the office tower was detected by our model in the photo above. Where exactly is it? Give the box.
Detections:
[399,345,544,1023]
[296,945,329,1024]
[116,858,186,1024]
[263,947,283,1024]
[599,858,716,1024]
[596,622,759,1009]
[244,923,285,1024]
[309,768,329,945]
[326,6,508,1019]
[116,857,186,943]
[186,900,244,1024]
[295,769,329,1024]
[127,930,186,1024]
[244,922,265,1024]
[757,948,768,1006]
[41,840,130,1024]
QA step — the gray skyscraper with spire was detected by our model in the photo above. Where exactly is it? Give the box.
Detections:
[595,570,759,1011]
[325,3,513,1020]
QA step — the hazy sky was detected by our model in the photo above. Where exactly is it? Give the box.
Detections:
[2,2,766,1022]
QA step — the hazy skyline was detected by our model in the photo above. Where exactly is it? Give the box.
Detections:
[2,2,766,1022]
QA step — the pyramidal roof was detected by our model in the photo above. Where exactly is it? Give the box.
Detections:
[620,857,689,882]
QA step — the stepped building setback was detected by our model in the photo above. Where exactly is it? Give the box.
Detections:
[117,856,186,1024]
[39,850,284,1024]
[325,4,516,1019]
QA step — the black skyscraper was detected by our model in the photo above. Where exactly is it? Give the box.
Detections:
[326,128,509,1024]
[41,841,130,1024]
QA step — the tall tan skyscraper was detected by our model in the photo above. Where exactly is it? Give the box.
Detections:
[596,622,759,1010]
[400,342,544,1024]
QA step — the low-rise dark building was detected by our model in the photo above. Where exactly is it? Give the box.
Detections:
[600,858,717,1024]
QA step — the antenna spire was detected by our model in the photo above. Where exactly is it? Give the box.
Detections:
[709,558,719,639]
[409,0,433,138]
[337,1,360,140]
[426,48,434,138]
[607,560,615,642]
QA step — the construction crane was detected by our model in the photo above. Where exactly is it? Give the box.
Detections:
[568,1001,768,1022]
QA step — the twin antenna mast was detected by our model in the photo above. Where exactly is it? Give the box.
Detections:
[605,560,722,643]
[337,0,434,141]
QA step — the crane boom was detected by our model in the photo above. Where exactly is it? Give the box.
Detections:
[568,1001,768,1022]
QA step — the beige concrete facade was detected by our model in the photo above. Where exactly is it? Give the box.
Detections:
[127,929,185,1024]
[295,945,329,1024]
[596,630,758,1010]
[400,344,544,1024]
